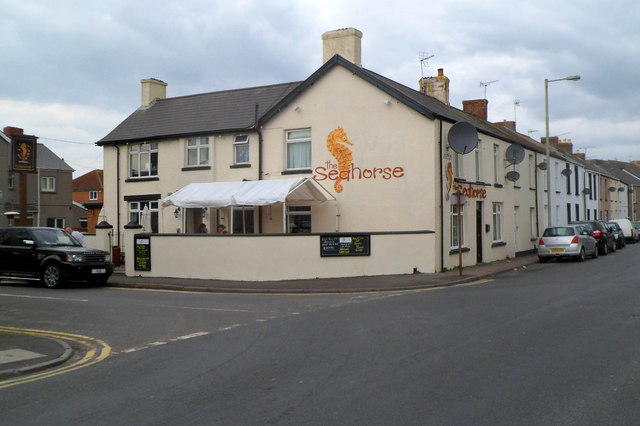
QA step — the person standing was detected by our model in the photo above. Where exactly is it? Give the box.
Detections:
[65,226,85,246]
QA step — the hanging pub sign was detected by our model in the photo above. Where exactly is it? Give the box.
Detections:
[11,135,38,172]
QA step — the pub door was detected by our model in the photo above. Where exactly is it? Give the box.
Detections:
[476,201,483,263]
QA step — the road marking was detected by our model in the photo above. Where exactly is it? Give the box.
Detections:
[117,331,211,354]
[452,279,494,288]
[0,293,88,302]
[0,326,111,390]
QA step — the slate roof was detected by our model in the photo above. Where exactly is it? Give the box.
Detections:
[588,160,640,186]
[97,82,302,145]
[37,143,74,172]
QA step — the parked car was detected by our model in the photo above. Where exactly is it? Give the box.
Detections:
[633,221,640,235]
[538,225,598,262]
[0,227,113,288]
[569,220,616,255]
[606,221,626,249]
[612,218,639,243]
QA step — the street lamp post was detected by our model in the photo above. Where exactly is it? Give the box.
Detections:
[544,75,580,227]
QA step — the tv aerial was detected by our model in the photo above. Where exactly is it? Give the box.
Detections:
[480,80,498,99]
[419,52,435,79]
[448,121,478,154]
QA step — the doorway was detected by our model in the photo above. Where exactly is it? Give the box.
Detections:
[476,201,483,263]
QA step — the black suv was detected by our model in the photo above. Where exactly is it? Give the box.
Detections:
[0,227,113,288]
[569,220,616,255]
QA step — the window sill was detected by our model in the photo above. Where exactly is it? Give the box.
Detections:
[449,247,471,255]
[282,169,313,175]
[125,177,159,183]
[181,166,211,171]
[491,241,507,247]
[230,164,251,169]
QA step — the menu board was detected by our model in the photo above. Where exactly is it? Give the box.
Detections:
[134,236,151,271]
[320,234,370,257]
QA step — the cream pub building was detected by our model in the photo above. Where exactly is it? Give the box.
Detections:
[98,28,548,278]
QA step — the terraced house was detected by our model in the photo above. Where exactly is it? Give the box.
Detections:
[97,28,590,280]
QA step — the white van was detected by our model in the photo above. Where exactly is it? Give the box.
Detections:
[612,219,638,243]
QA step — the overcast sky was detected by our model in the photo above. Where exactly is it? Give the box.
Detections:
[2,0,638,177]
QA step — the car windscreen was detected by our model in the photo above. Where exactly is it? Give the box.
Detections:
[543,227,576,237]
[33,229,82,247]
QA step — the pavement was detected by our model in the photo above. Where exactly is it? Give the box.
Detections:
[0,253,538,381]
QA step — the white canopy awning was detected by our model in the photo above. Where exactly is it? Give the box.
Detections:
[161,177,335,209]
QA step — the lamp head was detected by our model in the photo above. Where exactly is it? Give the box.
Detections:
[566,75,581,81]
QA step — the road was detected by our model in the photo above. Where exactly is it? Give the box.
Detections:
[2,245,640,425]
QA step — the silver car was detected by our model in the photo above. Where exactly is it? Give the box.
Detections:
[538,225,598,262]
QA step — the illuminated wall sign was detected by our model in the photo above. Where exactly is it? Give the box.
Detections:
[314,127,404,193]
[11,135,38,172]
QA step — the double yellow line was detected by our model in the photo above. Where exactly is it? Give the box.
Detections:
[0,326,111,389]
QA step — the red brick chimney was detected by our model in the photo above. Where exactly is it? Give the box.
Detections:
[3,126,24,136]
[541,136,559,149]
[493,120,516,131]
[462,99,488,120]
[574,152,586,160]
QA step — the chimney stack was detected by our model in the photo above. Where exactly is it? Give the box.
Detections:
[141,78,167,107]
[574,152,586,160]
[3,126,24,136]
[419,68,450,105]
[322,28,363,67]
[493,120,516,131]
[541,136,560,149]
[558,139,573,154]
[462,99,488,121]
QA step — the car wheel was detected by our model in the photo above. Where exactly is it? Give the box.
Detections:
[538,256,549,263]
[577,247,585,262]
[42,263,64,288]
[610,241,616,252]
[591,245,599,259]
[601,242,608,256]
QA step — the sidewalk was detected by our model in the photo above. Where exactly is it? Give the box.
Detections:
[106,253,539,293]
[0,254,538,382]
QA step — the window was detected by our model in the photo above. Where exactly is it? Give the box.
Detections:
[575,204,580,221]
[530,207,536,237]
[493,144,500,183]
[565,163,571,194]
[567,203,572,223]
[79,217,88,229]
[46,217,65,228]
[129,201,158,233]
[185,136,209,166]
[286,129,311,169]
[529,154,535,188]
[129,142,158,177]
[287,206,311,233]
[41,176,55,192]
[233,135,249,164]
[89,190,98,201]
[451,204,464,248]
[232,207,254,234]
[574,165,579,195]
[8,172,15,189]
[492,202,502,241]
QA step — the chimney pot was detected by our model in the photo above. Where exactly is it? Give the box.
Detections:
[438,68,444,77]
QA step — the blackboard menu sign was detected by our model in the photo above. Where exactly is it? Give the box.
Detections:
[134,236,151,271]
[320,234,370,257]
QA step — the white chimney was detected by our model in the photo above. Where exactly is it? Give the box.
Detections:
[419,68,450,106]
[322,28,363,67]
[141,78,167,107]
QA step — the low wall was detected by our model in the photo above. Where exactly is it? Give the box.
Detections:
[124,231,436,281]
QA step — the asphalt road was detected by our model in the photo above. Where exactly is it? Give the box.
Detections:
[2,245,640,425]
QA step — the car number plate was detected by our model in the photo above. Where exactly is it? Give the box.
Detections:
[92,268,107,274]
[550,248,565,253]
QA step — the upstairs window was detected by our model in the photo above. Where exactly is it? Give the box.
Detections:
[234,135,249,164]
[89,190,98,201]
[286,129,311,169]
[41,176,55,192]
[186,137,209,167]
[129,142,158,177]
[8,172,15,189]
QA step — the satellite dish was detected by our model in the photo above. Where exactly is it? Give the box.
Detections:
[505,171,520,182]
[537,162,548,170]
[505,144,525,165]
[561,168,572,177]
[448,121,478,154]
[618,187,625,192]
[629,188,634,194]
[608,187,616,192]
[582,188,591,195]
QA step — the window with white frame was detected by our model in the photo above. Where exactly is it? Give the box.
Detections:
[493,144,500,183]
[41,176,55,192]
[129,201,159,233]
[286,129,311,169]
[185,137,209,167]
[233,135,249,164]
[475,143,481,182]
[529,154,535,188]
[530,207,536,237]
[453,152,460,178]
[492,202,502,241]
[79,217,88,229]
[46,217,65,228]
[8,172,15,189]
[89,190,98,201]
[286,206,311,233]
[129,142,158,177]
[451,204,464,248]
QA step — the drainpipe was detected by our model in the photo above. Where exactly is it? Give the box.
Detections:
[438,117,444,272]
[115,145,121,247]
[255,103,264,234]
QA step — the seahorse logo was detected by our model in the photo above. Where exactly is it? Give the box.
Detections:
[18,142,31,162]
[445,162,453,200]
[326,127,354,193]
